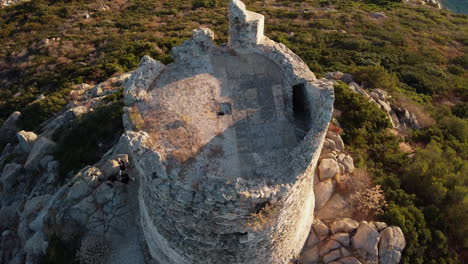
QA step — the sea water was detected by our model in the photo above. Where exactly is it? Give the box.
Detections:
[442,0,468,14]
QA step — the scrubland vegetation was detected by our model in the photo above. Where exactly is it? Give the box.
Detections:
[0,0,466,263]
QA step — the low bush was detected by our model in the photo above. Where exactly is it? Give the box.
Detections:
[17,91,69,132]
[54,102,123,180]
[348,65,398,90]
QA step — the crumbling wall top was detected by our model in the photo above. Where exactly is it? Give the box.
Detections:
[229,0,265,48]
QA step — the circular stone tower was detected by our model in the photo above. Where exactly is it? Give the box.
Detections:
[122,1,334,263]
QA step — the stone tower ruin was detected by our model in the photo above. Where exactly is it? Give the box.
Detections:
[122,0,335,263]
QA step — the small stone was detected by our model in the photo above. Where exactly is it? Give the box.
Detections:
[373,221,387,231]
[24,232,48,255]
[0,111,21,145]
[1,163,22,191]
[317,194,351,220]
[324,72,344,81]
[67,180,92,201]
[370,12,387,19]
[314,179,334,210]
[379,226,405,264]
[16,130,38,153]
[319,158,340,181]
[340,247,352,257]
[326,131,344,151]
[377,99,392,113]
[341,155,355,174]
[39,155,54,169]
[94,183,114,204]
[306,230,320,248]
[81,166,104,188]
[330,218,359,234]
[331,232,350,247]
[24,137,56,171]
[35,94,46,101]
[339,256,362,264]
[341,73,353,84]
[322,248,341,263]
[324,138,337,151]
[302,245,320,263]
[320,153,336,160]
[374,89,388,100]
[352,222,381,258]
[313,219,330,238]
[319,239,341,257]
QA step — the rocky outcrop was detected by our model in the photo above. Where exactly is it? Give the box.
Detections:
[0,111,21,148]
[352,222,380,260]
[313,131,355,213]
[379,226,406,264]
[1,163,23,191]
[0,0,30,8]
[325,72,422,132]
[24,137,56,171]
[319,158,340,181]
[403,0,441,8]
[0,71,141,264]
[16,131,38,153]
[314,180,333,209]
[123,56,165,106]
[302,219,405,264]
[307,120,406,263]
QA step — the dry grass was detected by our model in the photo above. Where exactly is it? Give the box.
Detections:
[352,185,387,221]
[139,107,203,164]
[128,107,144,130]
[246,202,279,231]
[328,123,343,134]
[335,168,387,221]
[399,142,414,153]
[336,168,372,195]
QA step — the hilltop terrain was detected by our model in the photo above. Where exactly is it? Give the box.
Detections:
[0,0,466,263]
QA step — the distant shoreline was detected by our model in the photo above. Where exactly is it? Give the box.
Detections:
[441,0,468,14]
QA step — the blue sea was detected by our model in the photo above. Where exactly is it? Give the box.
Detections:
[442,0,468,14]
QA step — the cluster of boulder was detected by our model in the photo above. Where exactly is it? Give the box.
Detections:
[313,130,354,218]
[302,218,405,264]
[0,74,147,264]
[325,72,421,132]
[403,0,441,8]
[0,0,28,8]
[301,104,406,263]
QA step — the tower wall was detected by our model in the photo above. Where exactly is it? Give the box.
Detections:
[122,1,335,263]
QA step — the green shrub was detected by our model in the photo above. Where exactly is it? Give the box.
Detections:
[448,65,464,75]
[382,204,431,264]
[333,82,391,148]
[17,92,69,132]
[40,234,80,264]
[192,0,213,9]
[451,54,468,69]
[452,103,468,119]
[54,103,123,180]
[348,65,398,90]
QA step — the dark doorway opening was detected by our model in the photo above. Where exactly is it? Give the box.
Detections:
[292,83,311,139]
